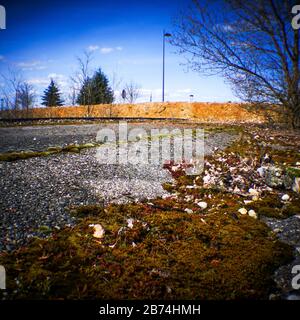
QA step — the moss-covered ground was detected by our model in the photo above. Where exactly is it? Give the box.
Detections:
[0,142,100,161]
[0,124,299,300]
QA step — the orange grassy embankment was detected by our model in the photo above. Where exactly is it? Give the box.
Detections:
[0,102,272,123]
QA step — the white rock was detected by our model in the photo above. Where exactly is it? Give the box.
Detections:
[248,210,257,219]
[197,201,208,209]
[127,218,134,229]
[238,208,248,215]
[89,224,105,239]
[184,208,193,214]
[249,188,260,196]
[244,200,253,205]
[281,194,290,201]
[296,162,300,166]
[257,167,265,177]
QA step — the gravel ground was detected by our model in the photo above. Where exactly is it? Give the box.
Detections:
[0,124,111,152]
[0,123,237,251]
[0,122,228,153]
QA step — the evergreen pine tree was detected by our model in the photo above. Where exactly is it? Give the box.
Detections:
[41,79,64,107]
[77,69,114,105]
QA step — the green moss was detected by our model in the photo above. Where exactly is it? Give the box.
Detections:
[62,145,80,152]
[282,204,300,216]
[69,204,104,218]
[0,142,101,162]
[162,182,174,193]
[0,200,293,300]
[286,167,300,178]
[47,146,62,152]
[245,194,300,219]
[37,225,52,234]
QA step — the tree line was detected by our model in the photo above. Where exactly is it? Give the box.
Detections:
[0,51,141,112]
[41,68,114,107]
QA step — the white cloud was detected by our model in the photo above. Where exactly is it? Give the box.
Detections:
[28,73,68,89]
[87,45,99,52]
[100,47,114,54]
[86,46,123,54]
[47,73,65,80]
[28,78,49,86]
[47,73,69,89]
[17,60,47,71]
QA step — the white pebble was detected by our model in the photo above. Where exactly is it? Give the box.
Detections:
[257,167,265,177]
[281,194,290,201]
[197,201,208,209]
[184,208,193,214]
[89,224,105,239]
[127,218,134,229]
[248,210,257,219]
[238,208,248,215]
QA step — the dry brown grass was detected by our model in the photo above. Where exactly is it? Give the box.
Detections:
[0,102,279,123]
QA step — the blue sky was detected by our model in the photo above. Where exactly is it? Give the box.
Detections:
[0,0,236,104]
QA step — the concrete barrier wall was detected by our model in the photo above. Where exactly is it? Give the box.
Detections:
[0,102,270,123]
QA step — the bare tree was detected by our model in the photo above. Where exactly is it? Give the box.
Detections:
[124,82,141,104]
[0,66,24,111]
[0,67,36,118]
[172,0,300,128]
[17,82,36,112]
[70,50,94,115]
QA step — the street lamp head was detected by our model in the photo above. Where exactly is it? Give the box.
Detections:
[164,32,172,37]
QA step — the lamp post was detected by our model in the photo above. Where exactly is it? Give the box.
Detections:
[162,31,172,102]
